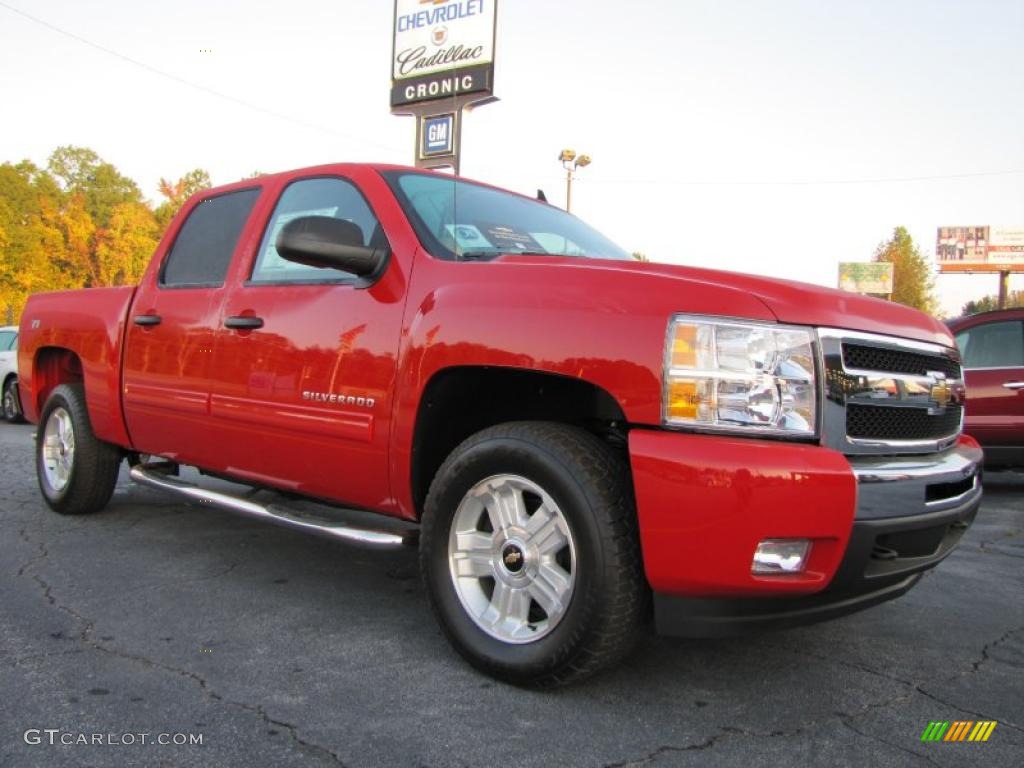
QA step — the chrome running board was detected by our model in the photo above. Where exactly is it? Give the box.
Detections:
[128,464,416,548]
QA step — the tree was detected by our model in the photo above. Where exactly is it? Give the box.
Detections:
[155,168,211,229]
[632,252,650,262]
[47,145,142,228]
[961,290,1024,316]
[0,160,67,321]
[94,202,160,286]
[873,226,937,314]
[0,148,174,322]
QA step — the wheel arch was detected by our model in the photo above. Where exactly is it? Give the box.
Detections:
[409,365,628,518]
[32,347,84,418]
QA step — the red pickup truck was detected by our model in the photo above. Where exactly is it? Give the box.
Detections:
[17,163,982,686]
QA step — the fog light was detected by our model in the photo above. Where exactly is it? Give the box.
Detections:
[752,539,810,574]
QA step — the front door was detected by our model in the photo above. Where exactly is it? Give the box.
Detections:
[207,176,403,509]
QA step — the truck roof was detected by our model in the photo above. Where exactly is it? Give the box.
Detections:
[192,163,540,206]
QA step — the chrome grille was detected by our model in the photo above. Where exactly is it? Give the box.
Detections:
[846,403,964,441]
[819,329,964,456]
[842,343,962,379]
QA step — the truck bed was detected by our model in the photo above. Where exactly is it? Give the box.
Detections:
[18,286,137,447]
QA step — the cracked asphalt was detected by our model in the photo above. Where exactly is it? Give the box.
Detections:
[1,421,1022,768]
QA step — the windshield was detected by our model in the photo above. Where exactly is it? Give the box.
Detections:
[381,171,631,262]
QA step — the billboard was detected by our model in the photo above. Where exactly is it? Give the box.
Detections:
[392,0,497,108]
[936,225,1024,268]
[989,226,1024,264]
[838,262,894,295]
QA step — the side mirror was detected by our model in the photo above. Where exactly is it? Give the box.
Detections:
[276,216,387,278]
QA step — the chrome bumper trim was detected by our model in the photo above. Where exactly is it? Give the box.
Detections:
[850,440,983,520]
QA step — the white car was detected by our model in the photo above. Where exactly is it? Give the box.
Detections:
[0,325,24,423]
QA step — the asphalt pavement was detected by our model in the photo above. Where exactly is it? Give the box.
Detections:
[1,421,1021,767]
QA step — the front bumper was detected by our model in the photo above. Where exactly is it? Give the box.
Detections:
[628,430,983,638]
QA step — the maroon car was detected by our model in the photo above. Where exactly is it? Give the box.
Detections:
[948,308,1024,467]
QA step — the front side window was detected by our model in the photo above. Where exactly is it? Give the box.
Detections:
[251,178,384,283]
[160,188,260,287]
[0,331,14,351]
[382,171,631,262]
[956,320,1024,369]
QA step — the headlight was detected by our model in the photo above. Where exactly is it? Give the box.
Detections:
[663,315,818,436]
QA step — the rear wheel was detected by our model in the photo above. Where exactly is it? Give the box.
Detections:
[2,377,24,423]
[420,422,645,687]
[36,384,122,515]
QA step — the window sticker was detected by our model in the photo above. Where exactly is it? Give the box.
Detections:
[443,224,493,252]
[480,224,544,252]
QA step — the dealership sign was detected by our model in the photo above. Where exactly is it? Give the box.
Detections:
[838,262,894,295]
[391,0,497,108]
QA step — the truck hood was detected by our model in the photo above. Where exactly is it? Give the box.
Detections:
[499,256,954,347]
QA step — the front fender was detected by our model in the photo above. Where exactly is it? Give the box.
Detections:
[387,254,778,516]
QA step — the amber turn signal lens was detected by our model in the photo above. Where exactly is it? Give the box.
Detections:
[667,379,700,421]
[671,324,698,368]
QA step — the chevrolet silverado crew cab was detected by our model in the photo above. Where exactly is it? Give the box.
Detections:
[18,164,982,686]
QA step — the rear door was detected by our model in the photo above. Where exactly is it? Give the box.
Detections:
[122,187,261,467]
[955,318,1024,446]
[206,174,404,508]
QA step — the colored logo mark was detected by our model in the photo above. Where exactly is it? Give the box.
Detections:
[921,721,997,742]
[422,114,454,156]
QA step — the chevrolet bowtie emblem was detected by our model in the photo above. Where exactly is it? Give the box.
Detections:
[930,381,951,408]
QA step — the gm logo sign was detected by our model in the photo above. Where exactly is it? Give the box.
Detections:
[420,113,455,158]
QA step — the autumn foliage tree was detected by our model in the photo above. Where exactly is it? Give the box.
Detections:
[156,169,211,228]
[0,147,211,323]
[872,226,938,315]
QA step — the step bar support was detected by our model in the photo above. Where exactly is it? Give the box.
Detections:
[128,464,415,548]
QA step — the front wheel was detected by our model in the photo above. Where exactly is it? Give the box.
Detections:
[420,422,646,687]
[37,384,122,515]
[2,377,24,423]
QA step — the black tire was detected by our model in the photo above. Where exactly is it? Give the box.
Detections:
[36,383,121,515]
[420,421,645,687]
[2,376,24,423]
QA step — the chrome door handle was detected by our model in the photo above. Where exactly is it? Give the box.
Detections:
[1003,381,1024,390]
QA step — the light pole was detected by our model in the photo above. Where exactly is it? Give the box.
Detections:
[559,149,591,213]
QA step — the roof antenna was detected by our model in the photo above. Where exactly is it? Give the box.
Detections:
[537,189,548,203]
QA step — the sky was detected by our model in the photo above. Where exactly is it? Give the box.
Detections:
[1,0,1022,316]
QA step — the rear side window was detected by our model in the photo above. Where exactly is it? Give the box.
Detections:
[956,320,1024,369]
[0,331,14,351]
[160,188,260,287]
